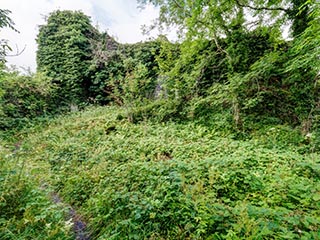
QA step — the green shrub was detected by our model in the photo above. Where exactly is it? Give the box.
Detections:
[0,71,55,130]
[118,99,186,124]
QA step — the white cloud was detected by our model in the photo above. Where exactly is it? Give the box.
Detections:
[1,0,164,71]
[90,0,161,43]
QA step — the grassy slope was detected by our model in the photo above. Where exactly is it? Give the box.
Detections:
[1,106,319,239]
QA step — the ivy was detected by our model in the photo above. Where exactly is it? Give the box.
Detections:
[36,10,99,105]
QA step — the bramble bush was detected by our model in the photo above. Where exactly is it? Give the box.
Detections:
[0,71,55,130]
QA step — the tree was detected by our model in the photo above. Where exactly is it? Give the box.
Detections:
[138,0,315,40]
[36,10,99,104]
[0,9,16,64]
[137,0,319,126]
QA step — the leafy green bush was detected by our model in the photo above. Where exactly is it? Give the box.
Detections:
[116,99,186,124]
[0,71,55,130]
[89,39,162,105]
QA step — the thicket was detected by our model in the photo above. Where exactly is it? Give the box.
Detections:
[0,71,55,130]
[1,106,318,239]
[33,1,319,133]
[1,2,320,239]
[1,1,319,132]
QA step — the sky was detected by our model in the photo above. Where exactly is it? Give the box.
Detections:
[1,0,163,71]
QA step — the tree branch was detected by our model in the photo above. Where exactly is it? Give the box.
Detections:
[235,0,289,13]
[6,44,26,57]
[172,0,183,9]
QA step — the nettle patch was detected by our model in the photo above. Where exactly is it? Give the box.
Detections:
[4,106,318,239]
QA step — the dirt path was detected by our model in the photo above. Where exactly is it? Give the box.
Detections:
[51,192,91,240]
[12,141,91,240]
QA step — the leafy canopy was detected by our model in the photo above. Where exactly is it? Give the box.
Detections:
[138,0,315,39]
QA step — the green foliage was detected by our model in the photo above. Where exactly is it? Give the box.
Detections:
[157,27,277,103]
[32,2,318,131]
[0,9,16,63]
[0,71,55,130]
[135,0,319,129]
[0,182,73,239]
[138,0,315,39]
[225,8,319,126]
[4,106,318,239]
[114,41,161,103]
[37,10,99,104]
[36,10,165,109]
[0,9,15,30]
[89,39,162,106]
[1,2,319,239]
[119,99,186,123]
[88,33,121,104]
[161,39,223,99]
[0,145,73,239]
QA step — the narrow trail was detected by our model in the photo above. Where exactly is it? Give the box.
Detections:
[13,141,90,240]
[51,192,91,240]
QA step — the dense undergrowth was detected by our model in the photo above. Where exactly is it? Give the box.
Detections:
[1,2,320,239]
[0,146,73,239]
[1,106,319,239]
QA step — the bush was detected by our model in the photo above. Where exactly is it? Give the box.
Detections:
[0,71,55,130]
[118,99,186,124]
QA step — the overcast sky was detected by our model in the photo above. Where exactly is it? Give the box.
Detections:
[1,0,162,71]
